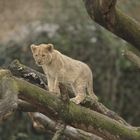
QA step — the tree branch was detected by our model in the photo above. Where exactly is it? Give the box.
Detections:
[30,113,103,140]
[18,101,102,140]
[122,49,140,69]
[83,0,140,50]
[0,69,140,140]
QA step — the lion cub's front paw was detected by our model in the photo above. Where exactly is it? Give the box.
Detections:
[70,97,81,104]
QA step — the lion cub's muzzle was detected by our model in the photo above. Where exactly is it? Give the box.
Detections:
[36,60,44,66]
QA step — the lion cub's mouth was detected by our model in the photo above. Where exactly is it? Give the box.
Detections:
[36,61,44,66]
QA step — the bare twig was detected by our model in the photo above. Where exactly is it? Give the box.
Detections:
[122,49,140,69]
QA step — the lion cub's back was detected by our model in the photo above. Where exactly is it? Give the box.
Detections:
[61,53,93,80]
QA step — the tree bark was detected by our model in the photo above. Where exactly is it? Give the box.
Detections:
[0,69,140,140]
[83,0,140,50]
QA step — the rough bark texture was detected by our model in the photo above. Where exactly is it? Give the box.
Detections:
[83,0,140,50]
[0,69,140,140]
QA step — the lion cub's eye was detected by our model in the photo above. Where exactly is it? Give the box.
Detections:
[35,54,38,57]
[42,54,45,57]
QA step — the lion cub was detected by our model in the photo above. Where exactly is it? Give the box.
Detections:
[31,43,98,104]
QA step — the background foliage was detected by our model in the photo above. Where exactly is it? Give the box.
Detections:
[0,0,140,140]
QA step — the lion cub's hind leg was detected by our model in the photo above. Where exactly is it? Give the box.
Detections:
[70,80,86,104]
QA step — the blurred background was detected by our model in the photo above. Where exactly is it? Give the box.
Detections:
[0,0,140,140]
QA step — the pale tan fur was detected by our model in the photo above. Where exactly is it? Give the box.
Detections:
[31,43,98,104]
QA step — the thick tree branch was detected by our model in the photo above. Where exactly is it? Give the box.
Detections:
[0,69,140,140]
[30,113,103,140]
[83,0,140,50]
[0,93,102,140]
[8,59,48,90]
[18,101,102,140]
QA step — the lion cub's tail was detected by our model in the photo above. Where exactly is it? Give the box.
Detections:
[87,78,98,101]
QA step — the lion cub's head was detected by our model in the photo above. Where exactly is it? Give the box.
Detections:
[31,43,54,66]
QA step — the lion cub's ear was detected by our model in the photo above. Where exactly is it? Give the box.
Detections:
[47,44,54,52]
[30,44,37,52]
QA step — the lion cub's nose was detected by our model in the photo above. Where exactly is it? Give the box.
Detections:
[38,60,41,64]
